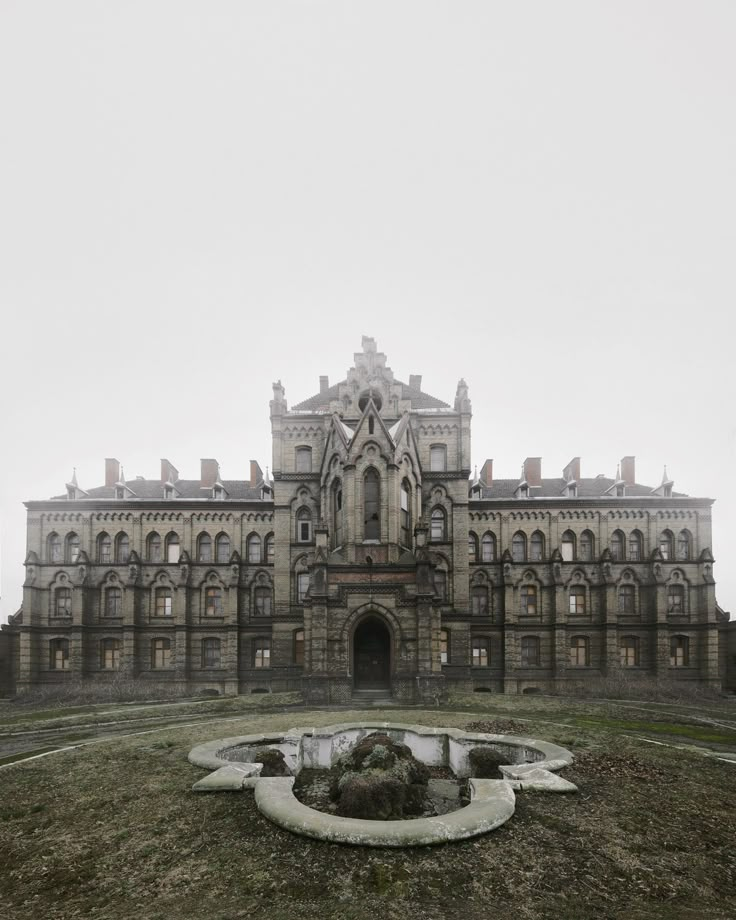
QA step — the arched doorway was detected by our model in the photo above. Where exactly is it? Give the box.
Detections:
[353,616,391,690]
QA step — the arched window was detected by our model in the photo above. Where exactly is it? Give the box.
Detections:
[197,533,212,563]
[155,587,173,617]
[215,533,230,563]
[667,584,685,614]
[434,569,447,602]
[201,638,221,668]
[65,533,80,564]
[618,584,636,613]
[54,587,72,617]
[400,480,412,547]
[659,530,674,561]
[254,586,272,616]
[147,532,162,563]
[97,532,112,564]
[253,638,271,668]
[294,629,305,666]
[115,533,130,564]
[333,480,344,547]
[481,532,496,563]
[580,530,595,562]
[363,468,380,540]
[471,585,489,616]
[561,531,576,562]
[295,446,312,473]
[511,532,527,563]
[610,530,625,562]
[468,533,478,564]
[368,415,375,435]
[104,586,122,617]
[569,635,590,667]
[297,571,310,603]
[677,530,692,561]
[471,637,490,667]
[569,586,586,615]
[297,508,313,543]
[247,534,262,563]
[521,636,540,667]
[619,636,640,667]
[430,507,447,542]
[530,531,545,562]
[439,628,450,664]
[100,638,121,670]
[520,585,538,616]
[429,445,447,472]
[48,532,62,563]
[152,638,171,669]
[670,635,689,667]
[205,587,223,616]
[165,533,180,564]
[265,534,275,564]
[49,638,69,670]
[628,530,643,562]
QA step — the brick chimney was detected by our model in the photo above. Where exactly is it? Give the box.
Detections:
[200,459,219,488]
[319,376,329,394]
[621,456,636,487]
[160,458,179,484]
[524,457,542,487]
[479,459,493,486]
[105,458,120,487]
[409,374,422,390]
[563,457,581,482]
[250,460,264,487]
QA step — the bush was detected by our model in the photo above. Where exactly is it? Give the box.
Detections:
[13,675,192,707]
[468,746,506,778]
[555,673,725,704]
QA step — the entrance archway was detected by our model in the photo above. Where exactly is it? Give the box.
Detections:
[353,616,391,690]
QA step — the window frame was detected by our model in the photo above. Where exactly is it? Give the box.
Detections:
[253,637,271,669]
[254,586,272,616]
[293,629,305,666]
[439,628,450,664]
[481,532,496,563]
[297,571,310,604]
[48,532,62,564]
[151,637,171,669]
[471,636,490,667]
[295,446,312,473]
[430,507,447,543]
[520,635,541,667]
[429,444,447,472]
[204,586,224,617]
[568,586,586,615]
[363,468,381,541]
[471,584,489,616]
[155,587,173,617]
[618,583,636,614]
[511,532,527,563]
[669,635,689,667]
[54,586,72,617]
[104,586,122,617]
[100,638,121,670]
[49,638,70,670]
[569,635,590,667]
[201,637,221,669]
[619,636,640,667]
[215,533,230,564]
[197,533,212,563]
[520,584,538,616]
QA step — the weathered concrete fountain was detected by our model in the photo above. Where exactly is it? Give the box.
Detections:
[188,721,576,847]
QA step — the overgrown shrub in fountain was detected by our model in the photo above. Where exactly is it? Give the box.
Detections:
[254,748,291,777]
[329,732,430,820]
[468,746,506,778]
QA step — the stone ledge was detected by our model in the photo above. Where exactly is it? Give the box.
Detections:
[254,776,516,847]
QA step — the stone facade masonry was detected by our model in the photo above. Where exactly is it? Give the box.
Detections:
[2,337,729,700]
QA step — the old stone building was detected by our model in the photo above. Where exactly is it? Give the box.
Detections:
[3,337,728,701]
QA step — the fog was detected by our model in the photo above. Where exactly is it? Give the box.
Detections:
[1,1,734,623]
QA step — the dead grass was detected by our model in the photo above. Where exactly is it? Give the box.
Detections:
[1,702,735,920]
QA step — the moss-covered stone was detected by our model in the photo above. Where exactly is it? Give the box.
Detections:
[468,746,507,778]
[329,732,429,819]
[253,748,290,777]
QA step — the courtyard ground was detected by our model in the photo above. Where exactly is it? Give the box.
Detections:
[1,692,735,920]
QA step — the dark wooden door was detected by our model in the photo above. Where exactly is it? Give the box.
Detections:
[354,619,390,689]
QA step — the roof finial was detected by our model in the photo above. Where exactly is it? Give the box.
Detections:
[662,464,669,484]
[71,467,78,487]
[615,462,621,481]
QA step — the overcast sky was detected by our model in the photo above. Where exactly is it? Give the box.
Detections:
[1,2,734,624]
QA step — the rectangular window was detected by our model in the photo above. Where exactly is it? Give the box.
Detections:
[520,587,537,616]
[152,640,171,669]
[430,446,447,472]
[298,520,312,542]
[440,630,449,664]
[202,640,221,668]
[254,588,272,616]
[434,571,447,602]
[155,589,173,617]
[102,642,120,670]
[295,448,312,473]
[205,588,223,616]
[471,587,488,616]
[569,590,586,615]
[254,639,271,668]
[471,638,490,667]
[297,572,310,603]
[167,543,180,564]
[55,589,72,617]
[105,588,122,617]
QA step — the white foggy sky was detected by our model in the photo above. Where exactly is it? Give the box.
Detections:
[1,1,734,624]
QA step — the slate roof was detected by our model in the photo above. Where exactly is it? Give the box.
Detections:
[50,480,269,502]
[474,478,687,499]
[292,379,450,412]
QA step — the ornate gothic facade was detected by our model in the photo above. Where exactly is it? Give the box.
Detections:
[3,338,727,701]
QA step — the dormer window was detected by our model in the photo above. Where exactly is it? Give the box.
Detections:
[213,485,225,500]
[566,482,578,497]
[115,486,125,500]
[663,484,673,498]
[163,485,175,500]
[615,484,625,497]
[518,484,529,498]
